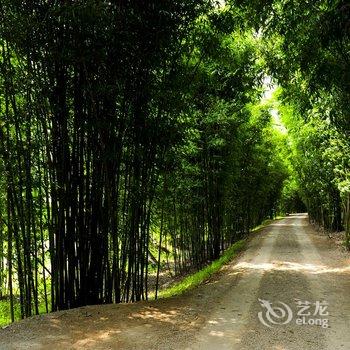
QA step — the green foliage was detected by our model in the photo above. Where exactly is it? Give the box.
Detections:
[278,93,348,233]
[0,300,21,327]
[234,0,350,243]
[0,0,300,326]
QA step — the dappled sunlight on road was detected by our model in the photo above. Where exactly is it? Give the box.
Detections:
[233,261,350,275]
[206,317,238,326]
[191,315,243,348]
[72,329,122,349]
[209,330,225,337]
[124,304,204,332]
[128,306,181,324]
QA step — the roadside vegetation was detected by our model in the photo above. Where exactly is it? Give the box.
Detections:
[0,0,349,327]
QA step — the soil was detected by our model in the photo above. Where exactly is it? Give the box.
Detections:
[1,214,349,350]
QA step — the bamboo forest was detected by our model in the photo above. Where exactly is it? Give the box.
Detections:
[0,1,349,349]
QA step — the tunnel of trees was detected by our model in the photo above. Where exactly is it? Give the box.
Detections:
[0,0,349,325]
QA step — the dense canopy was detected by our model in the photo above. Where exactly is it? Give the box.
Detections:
[0,0,348,325]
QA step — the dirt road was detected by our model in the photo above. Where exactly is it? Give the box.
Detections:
[1,214,349,350]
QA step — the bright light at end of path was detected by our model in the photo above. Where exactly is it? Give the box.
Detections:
[213,0,226,8]
[262,76,287,134]
[263,76,275,100]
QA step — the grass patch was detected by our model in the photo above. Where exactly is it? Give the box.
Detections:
[157,217,282,299]
[157,239,246,299]
[251,216,283,232]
